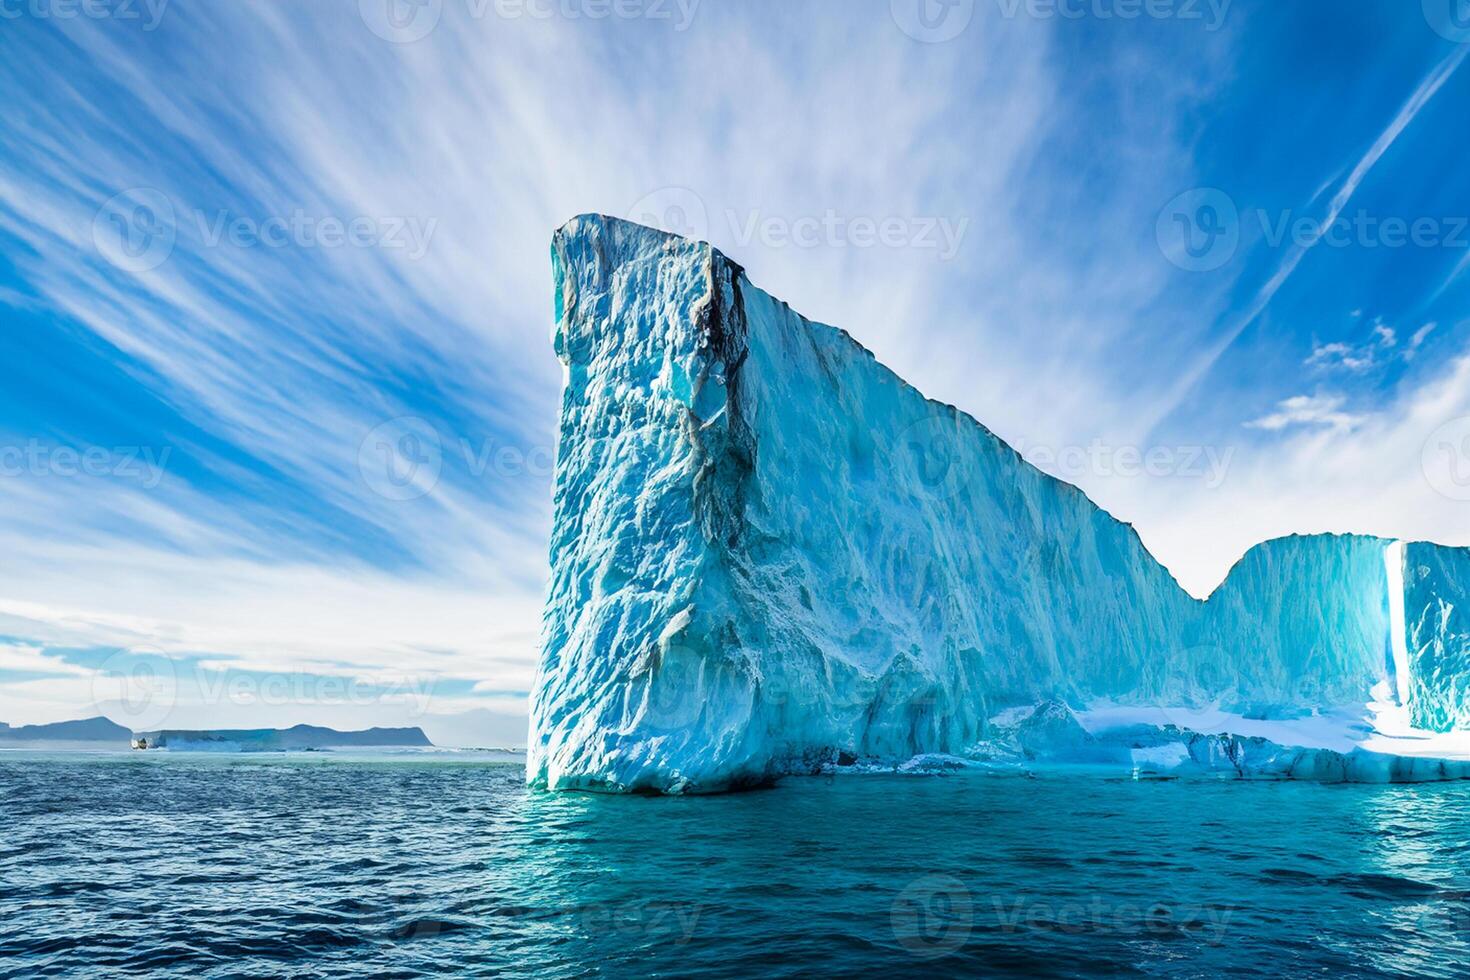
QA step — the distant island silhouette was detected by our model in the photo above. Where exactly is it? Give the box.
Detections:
[0,718,431,750]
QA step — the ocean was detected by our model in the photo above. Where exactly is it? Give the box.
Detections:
[3,751,1469,978]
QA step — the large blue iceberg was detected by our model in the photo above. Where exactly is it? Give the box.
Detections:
[528,215,1470,793]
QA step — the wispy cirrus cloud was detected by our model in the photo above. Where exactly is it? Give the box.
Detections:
[2,2,1469,722]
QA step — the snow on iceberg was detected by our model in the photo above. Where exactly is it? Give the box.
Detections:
[527,214,1470,793]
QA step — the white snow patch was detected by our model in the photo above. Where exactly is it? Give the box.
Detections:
[1131,742,1190,771]
[1079,685,1470,763]
[1078,703,1363,753]
[988,705,1040,728]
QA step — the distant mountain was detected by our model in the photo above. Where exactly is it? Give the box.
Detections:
[0,717,131,742]
[134,724,432,751]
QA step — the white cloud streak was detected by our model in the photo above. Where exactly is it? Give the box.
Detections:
[1,4,1467,726]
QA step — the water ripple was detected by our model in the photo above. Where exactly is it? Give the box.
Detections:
[4,754,1470,977]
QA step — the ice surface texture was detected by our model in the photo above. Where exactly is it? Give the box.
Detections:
[528,215,1466,793]
[1403,542,1470,732]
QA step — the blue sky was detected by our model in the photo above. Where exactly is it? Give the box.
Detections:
[2,0,1469,742]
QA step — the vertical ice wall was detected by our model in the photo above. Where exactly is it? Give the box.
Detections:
[528,216,774,792]
[1401,542,1470,731]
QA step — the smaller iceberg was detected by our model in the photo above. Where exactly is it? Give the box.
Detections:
[134,725,432,752]
[938,702,1470,784]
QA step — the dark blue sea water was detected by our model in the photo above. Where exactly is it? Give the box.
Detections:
[4,751,1470,978]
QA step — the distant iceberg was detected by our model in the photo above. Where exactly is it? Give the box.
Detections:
[527,215,1470,794]
[136,725,432,752]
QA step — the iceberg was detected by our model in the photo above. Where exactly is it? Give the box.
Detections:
[135,725,432,752]
[528,214,1470,793]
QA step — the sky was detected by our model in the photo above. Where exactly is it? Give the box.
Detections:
[1,0,1469,745]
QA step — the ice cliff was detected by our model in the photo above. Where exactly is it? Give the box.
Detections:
[527,215,1470,793]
